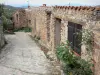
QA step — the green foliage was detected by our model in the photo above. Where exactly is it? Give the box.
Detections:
[81,29,93,53]
[3,5,19,19]
[56,41,73,64]
[56,41,93,75]
[24,27,32,32]
[1,15,13,29]
[13,27,32,32]
[76,29,93,59]
[0,4,19,31]
[13,28,21,32]
[0,4,4,16]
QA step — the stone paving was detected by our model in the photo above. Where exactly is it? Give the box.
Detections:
[0,32,54,75]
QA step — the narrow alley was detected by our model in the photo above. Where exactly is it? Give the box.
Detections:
[0,32,54,75]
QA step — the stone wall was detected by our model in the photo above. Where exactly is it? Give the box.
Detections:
[93,31,100,75]
[25,8,32,28]
[51,6,100,74]
[13,11,19,28]
[0,25,5,49]
[30,6,52,49]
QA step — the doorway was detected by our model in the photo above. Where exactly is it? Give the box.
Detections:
[54,18,61,47]
[47,12,51,42]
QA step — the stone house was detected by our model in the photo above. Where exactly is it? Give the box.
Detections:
[13,4,100,75]
[51,6,100,75]
[29,5,100,75]
[30,5,52,49]
[12,9,28,29]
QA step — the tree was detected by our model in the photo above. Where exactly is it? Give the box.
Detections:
[0,4,4,16]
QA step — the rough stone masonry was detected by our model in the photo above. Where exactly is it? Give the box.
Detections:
[13,4,100,75]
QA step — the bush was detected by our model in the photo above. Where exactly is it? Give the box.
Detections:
[13,27,32,32]
[56,41,93,75]
[24,27,32,32]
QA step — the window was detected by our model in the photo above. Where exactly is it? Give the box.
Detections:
[68,22,82,55]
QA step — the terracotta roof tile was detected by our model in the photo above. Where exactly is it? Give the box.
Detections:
[95,7,100,10]
[54,5,99,12]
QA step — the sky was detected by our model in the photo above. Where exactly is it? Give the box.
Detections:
[0,0,100,7]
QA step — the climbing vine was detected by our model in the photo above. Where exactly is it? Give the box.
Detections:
[76,29,93,60]
[56,29,94,75]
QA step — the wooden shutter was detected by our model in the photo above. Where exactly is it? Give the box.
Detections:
[68,22,82,55]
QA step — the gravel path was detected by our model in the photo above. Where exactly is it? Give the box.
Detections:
[0,32,54,75]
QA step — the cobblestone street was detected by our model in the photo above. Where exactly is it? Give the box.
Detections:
[0,32,54,75]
